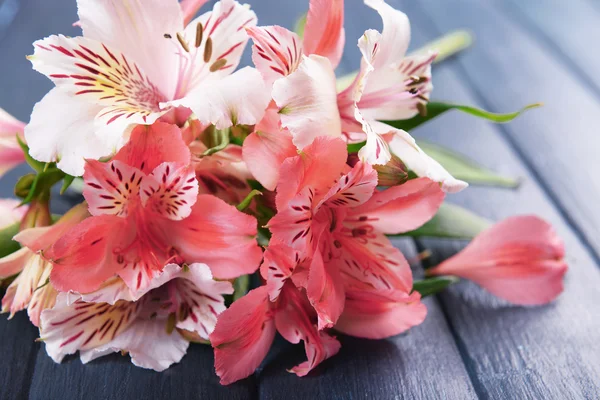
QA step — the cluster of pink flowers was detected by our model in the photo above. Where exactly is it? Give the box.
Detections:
[0,0,567,385]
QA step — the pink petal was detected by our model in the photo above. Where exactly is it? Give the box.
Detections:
[351,177,445,234]
[27,265,57,327]
[247,25,303,86]
[260,243,300,301]
[275,136,348,211]
[210,286,276,385]
[272,55,342,150]
[303,0,345,69]
[355,106,391,165]
[242,109,297,191]
[429,216,568,305]
[319,161,378,209]
[335,290,427,339]
[0,248,31,278]
[0,110,25,177]
[334,229,413,295]
[113,122,191,174]
[167,67,270,130]
[168,194,262,279]
[49,215,129,293]
[364,0,410,70]
[0,107,25,136]
[180,0,210,25]
[0,198,27,230]
[77,0,184,99]
[274,285,341,376]
[83,160,144,218]
[39,292,141,364]
[140,162,199,220]
[1,254,50,319]
[306,251,345,329]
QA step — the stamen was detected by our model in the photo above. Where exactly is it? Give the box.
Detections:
[417,102,427,117]
[204,37,213,62]
[195,22,203,48]
[164,33,172,39]
[177,32,190,53]
[408,88,418,95]
[210,58,227,72]
[417,94,429,102]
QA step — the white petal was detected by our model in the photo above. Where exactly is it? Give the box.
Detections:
[272,55,341,149]
[77,0,184,98]
[387,126,468,193]
[24,88,116,176]
[165,67,270,129]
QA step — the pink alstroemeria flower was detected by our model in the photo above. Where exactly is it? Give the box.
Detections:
[40,263,233,371]
[0,204,88,327]
[210,284,341,385]
[0,198,27,230]
[264,137,440,333]
[47,122,262,294]
[26,0,269,175]
[243,0,466,193]
[428,216,568,305]
[0,108,26,178]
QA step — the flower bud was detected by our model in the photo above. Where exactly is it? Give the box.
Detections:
[374,154,409,186]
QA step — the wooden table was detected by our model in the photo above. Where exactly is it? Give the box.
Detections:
[1,0,599,399]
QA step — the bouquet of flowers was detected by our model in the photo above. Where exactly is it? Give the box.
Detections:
[0,0,567,385]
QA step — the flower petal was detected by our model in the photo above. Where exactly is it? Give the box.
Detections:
[0,108,25,178]
[83,160,144,218]
[1,254,49,318]
[49,215,129,293]
[387,126,468,193]
[268,187,317,254]
[335,290,427,339]
[180,0,210,25]
[275,136,348,211]
[140,162,199,220]
[303,0,345,69]
[24,88,116,176]
[180,0,257,86]
[364,0,410,69]
[167,67,270,129]
[247,25,303,86]
[429,216,568,305]
[355,106,391,165]
[31,35,167,124]
[0,247,31,278]
[242,109,297,191]
[169,194,262,279]
[40,292,142,363]
[351,177,445,234]
[273,55,341,149]
[210,286,276,385]
[274,285,341,376]
[306,251,345,329]
[319,161,378,209]
[77,0,183,99]
[27,265,57,328]
[260,243,301,301]
[113,122,191,174]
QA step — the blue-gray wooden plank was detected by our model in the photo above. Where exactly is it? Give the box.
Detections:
[394,1,600,398]
[415,0,600,264]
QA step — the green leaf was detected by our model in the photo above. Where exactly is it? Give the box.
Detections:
[418,141,519,188]
[412,276,459,297]
[16,135,45,173]
[399,203,491,239]
[0,222,21,258]
[236,189,262,211]
[383,101,542,132]
[60,174,76,195]
[294,13,307,38]
[411,30,473,64]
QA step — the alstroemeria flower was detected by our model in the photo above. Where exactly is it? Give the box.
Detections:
[26,0,269,175]
[428,216,568,305]
[243,0,466,193]
[47,122,262,294]
[210,284,341,385]
[40,263,233,371]
[0,108,26,178]
[0,204,88,327]
[266,137,440,332]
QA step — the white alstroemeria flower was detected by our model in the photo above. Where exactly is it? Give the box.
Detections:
[26,0,269,176]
